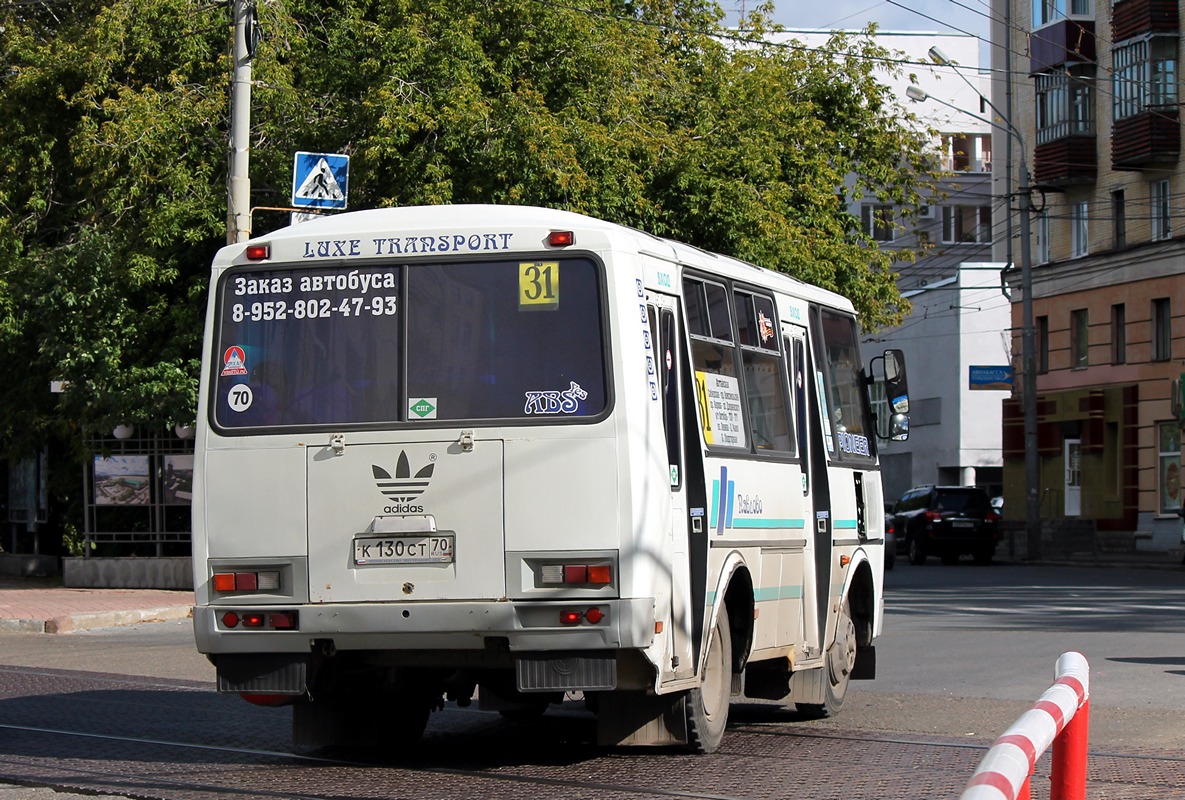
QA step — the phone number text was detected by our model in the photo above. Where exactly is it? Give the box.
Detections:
[230,296,398,322]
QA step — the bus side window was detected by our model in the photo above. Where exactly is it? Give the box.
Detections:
[660,308,683,489]
[790,337,809,491]
[683,276,747,450]
[735,291,792,453]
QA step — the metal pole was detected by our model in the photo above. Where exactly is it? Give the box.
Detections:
[1019,163,1041,560]
[227,0,253,244]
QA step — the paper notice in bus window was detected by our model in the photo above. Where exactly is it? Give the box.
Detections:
[519,261,559,310]
[694,371,747,448]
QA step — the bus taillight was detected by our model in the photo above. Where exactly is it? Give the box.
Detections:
[212,570,281,593]
[244,244,270,260]
[546,230,574,247]
[540,563,612,586]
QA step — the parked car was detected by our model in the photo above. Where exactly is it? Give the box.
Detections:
[891,485,1000,565]
[884,510,897,571]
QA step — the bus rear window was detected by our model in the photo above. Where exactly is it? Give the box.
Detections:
[211,258,606,430]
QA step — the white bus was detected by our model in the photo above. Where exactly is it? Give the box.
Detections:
[192,204,909,753]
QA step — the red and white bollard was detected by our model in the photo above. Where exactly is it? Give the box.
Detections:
[961,651,1090,800]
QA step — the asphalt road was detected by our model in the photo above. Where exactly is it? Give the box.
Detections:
[0,561,1181,799]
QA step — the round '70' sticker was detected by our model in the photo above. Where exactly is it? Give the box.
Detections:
[228,384,254,413]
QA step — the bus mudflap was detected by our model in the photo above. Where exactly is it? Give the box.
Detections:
[515,651,617,692]
[596,691,688,747]
[215,653,309,695]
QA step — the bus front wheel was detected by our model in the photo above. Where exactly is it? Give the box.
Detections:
[685,600,732,754]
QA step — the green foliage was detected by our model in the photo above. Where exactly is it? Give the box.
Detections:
[0,0,935,461]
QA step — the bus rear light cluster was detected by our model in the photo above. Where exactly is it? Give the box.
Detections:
[212,570,281,593]
[546,230,574,247]
[560,607,605,625]
[540,564,611,586]
[220,610,298,630]
[244,244,270,260]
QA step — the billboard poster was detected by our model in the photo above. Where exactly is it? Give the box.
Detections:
[161,455,194,505]
[93,455,151,506]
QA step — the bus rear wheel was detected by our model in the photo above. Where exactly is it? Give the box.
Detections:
[685,601,732,754]
[797,597,855,719]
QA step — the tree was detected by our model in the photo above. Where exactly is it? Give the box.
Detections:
[0,0,933,522]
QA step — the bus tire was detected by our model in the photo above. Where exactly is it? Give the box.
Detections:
[685,600,732,754]
[797,597,855,719]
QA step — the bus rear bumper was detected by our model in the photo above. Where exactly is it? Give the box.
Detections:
[192,597,657,656]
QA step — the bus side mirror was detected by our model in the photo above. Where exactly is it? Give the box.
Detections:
[871,349,909,441]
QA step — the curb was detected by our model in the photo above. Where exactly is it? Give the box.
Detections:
[0,606,193,635]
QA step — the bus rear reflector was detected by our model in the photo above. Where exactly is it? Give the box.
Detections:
[220,610,298,631]
[584,607,604,624]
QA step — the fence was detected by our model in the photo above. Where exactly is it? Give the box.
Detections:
[961,652,1090,800]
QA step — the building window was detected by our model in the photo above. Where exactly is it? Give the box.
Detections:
[861,204,894,242]
[1035,67,1094,144]
[1032,0,1092,28]
[1037,315,1050,374]
[1112,189,1126,249]
[1153,297,1172,361]
[942,133,992,172]
[1035,211,1051,264]
[1071,309,1088,368]
[1111,303,1126,364]
[1070,201,1089,256]
[1150,178,1172,241]
[941,205,992,244]
[1158,422,1181,515]
[1113,36,1178,121]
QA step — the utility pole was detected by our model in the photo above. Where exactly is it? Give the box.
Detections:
[227,0,255,244]
[1017,164,1041,560]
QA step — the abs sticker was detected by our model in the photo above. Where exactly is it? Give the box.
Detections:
[524,381,587,415]
[227,384,254,413]
[221,346,248,376]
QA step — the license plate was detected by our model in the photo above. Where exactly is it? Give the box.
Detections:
[354,534,454,565]
[951,520,974,529]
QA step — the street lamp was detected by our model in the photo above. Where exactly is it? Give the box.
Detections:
[906,81,1042,561]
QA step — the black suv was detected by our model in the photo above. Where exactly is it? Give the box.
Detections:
[892,485,999,565]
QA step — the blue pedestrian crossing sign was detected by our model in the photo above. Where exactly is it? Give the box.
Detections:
[291,151,349,210]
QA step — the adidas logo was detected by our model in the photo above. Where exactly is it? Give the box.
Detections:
[372,451,435,503]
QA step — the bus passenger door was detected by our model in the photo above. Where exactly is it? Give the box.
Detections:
[649,299,700,682]
[789,332,831,658]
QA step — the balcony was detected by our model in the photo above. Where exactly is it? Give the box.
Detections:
[939,157,992,173]
[1030,20,1097,73]
[1112,0,1178,42]
[1034,136,1097,186]
[1112,108,1180,170]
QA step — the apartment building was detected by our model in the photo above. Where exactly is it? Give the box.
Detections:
[774,31,1010,502]
[991,0,1184,552]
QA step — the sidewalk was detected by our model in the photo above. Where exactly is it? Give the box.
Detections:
[0,576,193,634]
